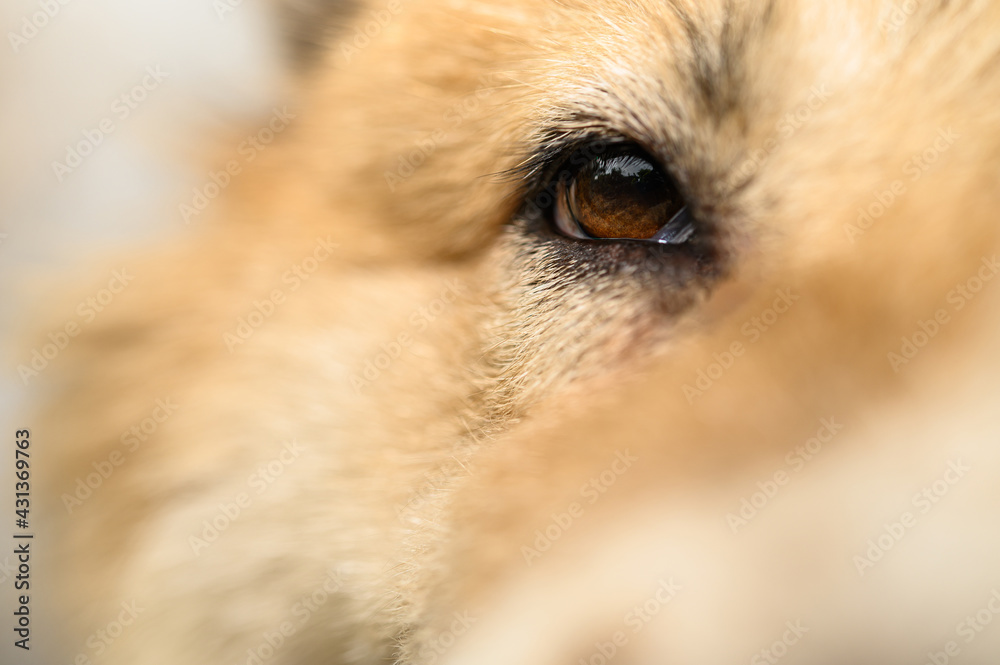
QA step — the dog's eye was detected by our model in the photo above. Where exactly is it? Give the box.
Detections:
[553,149,694,244]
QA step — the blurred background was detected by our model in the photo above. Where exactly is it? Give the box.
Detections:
[0,1,289,661]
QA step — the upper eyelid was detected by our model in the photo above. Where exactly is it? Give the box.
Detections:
[509,131,647,199]
[504,136,598,188]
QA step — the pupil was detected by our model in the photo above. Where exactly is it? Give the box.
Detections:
[572,152,685,240]
[594,156,663,200]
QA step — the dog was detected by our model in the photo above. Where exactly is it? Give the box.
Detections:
[31,0,1000,663]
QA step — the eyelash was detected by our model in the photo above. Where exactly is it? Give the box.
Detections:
[516,137,629,214]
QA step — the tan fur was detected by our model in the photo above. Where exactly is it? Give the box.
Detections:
[32,0,1000,663]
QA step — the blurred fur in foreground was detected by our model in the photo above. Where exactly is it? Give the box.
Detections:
[35,0,1000,664]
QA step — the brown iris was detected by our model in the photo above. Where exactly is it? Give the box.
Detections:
[554,150,691,243]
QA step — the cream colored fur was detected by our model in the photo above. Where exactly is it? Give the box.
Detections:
[33,1,1000,664]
